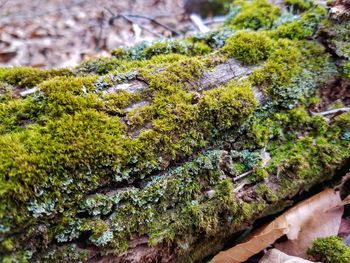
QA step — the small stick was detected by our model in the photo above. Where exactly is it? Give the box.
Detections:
[190,14,210,33]
[203,16,226,26]
[124,13,180,36]
[311,107,350,116]
[233,180,249,193]
[233,170,254,182]
[20,87,38,97]
[105,8,163,38]
[95,11,105,51]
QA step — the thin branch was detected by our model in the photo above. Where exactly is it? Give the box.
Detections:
[95,11,105,51]
[233,170,254,182]
[203,16,226,26]
[190,14,210,33]
[233,179,249,193]
[0,0,8,9]
[20,87,38,97]
[123,13,180,36]
[311,107,350,116]
[105,8,163,38]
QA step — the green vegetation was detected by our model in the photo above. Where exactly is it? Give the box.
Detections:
[0,67,72,88]
[226,0,281,30]
[308,236,350,263]
[270,5,326,39]
[111,39,212,61]
[0,0,349,262]
[285,0,314,12]
[223,31,273,65]
[319,19,350,59]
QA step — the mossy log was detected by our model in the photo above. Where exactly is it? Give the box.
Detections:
[0,1,350,262]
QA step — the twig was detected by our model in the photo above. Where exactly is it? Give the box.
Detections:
[105,7,163,38]
[20,87,38,97]
[203,16,226,26]
[311,107,350,116]
[123,13,180,36]
[233,180,249,193]
[189,14,210,33]
[95,11,105,51]
[0,0,8,9]
[233,170,254,182]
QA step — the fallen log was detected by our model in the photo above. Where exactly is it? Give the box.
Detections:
[0,0,349,262]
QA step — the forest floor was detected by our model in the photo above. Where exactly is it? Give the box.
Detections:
[0,0,189,68]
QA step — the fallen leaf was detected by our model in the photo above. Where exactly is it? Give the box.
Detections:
[342,195,350,206]
[259,249,318,263]
[211,189,343,263]
[275,189,343,257]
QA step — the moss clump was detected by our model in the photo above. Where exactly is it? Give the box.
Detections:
[285,0,314,12]
[270,5,326,39]
[226,0,281,30]
[250,39,335,108]
[307,236,350,263]
[223,31,273,65]
[0,67,72,88]
[319,19,350,59]
[198,80,257,131]
[342,61,350,78]
[76,57,128,75]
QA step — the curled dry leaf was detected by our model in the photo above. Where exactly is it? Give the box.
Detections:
[211,189,343,263]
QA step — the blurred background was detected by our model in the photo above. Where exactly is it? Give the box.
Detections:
[0,0,228,68]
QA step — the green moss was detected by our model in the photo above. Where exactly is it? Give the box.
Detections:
[76,57,134,75]
[142,40,211,59]
[307,236,350,263]
[226,0,281,30]
[334,111,350,131]
[0,67,72,88]
[198,80,257,131]
[1,4,349,261]
[223,31,273,65]
[285,0,314,12]
[270,5,326,39]
[255,184,278,203]
[250,39,335,108]
[319,19,350,59]
[342,61,350,78]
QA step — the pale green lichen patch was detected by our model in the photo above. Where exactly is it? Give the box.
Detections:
[111,39,212,61]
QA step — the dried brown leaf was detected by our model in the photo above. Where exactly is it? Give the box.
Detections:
[259,249,317,263]
[211,189,343,263]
